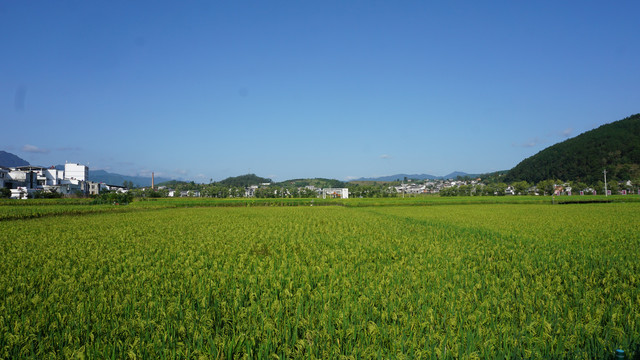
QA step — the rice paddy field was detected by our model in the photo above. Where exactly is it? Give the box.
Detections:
[1,198,639,359]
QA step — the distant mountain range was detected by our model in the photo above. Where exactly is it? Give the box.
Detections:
[88,169,172,187]
[0,150,478,185]
[355,171,475,182]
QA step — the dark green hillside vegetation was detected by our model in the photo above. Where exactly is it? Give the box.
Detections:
[277,178,346,188]
[219,173,271,187]
[475,171,509,184]
[505,114,640,184]
[155,180,203,190]
[155,180,187,188]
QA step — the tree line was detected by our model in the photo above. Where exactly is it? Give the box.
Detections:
[440,179,639,197]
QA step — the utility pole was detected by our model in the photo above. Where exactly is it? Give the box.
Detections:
[402,176,407,198]
[604,169,608,197]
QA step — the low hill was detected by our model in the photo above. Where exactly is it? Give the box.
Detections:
[219,174,271,187]
[505,113,640,184]
[277,178,346,188]
[0,151,29,167]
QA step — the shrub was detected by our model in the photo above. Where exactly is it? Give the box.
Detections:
[91,191,134,205]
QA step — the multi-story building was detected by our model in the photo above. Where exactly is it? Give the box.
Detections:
[64,163,88,181]
[1,163,92,198]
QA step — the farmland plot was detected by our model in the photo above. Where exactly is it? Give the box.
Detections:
[1,203,639,359]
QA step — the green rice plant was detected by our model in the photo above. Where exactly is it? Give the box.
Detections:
[0,203,638,358]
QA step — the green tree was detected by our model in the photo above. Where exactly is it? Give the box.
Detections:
[594,181,605,195]
[494,182,508,196]
[0,187,11,198]
[255,187,276,198]
[457,184,472,196]
[512,181,530,195]
[573,181,588,194]
[484,184,496,196]
[33,189,63,199]
[536,180,555,196]
[92,191,134,205]
[439,187,458,197]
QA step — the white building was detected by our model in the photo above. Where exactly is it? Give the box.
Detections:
[10,187,30,199]
[43,168,64,185]
[58,179,88,195]
[64,163,88,181]
[103,184,127,193]
[394,183,427,194]
[88,181,102,195]
[245,185,259,197]
[322,188,349,199]
[1,163,92,198]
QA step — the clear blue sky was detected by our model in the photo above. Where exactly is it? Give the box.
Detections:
[2,1,639,182]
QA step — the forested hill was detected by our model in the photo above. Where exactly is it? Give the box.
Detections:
[505,114,640,184]
[276,178,346,188]
[218,174,272,187]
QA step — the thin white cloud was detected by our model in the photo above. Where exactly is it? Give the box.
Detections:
[380,154,392,159]
[560,128,573,138]
[345,176,358,180]
[513,138,544,148]
[22,144,49,153]
[514,127,574,148]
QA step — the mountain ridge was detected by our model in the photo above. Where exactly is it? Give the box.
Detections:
[89,169,172,187]
[0,151,30,167]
